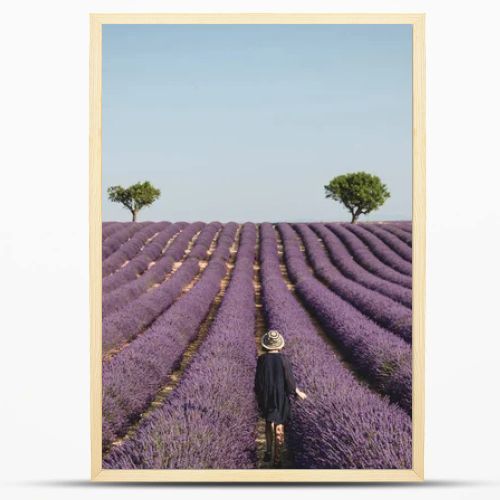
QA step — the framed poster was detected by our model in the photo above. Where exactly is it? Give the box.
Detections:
[90,13,425,482]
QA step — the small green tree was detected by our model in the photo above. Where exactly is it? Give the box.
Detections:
[324,172,390,223]
[107,181,161,221]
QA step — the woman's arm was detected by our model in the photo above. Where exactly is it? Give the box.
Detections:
[295,388,307,400]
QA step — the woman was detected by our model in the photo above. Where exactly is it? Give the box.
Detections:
[254,330,307,467]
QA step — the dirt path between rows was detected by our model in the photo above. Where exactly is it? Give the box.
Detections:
[255,226,295,469]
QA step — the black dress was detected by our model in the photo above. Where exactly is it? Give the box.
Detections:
[254,352,297,424]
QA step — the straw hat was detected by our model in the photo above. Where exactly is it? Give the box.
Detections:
[261,330,285,350]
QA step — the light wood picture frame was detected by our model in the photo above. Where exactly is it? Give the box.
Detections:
[90,13,425,483]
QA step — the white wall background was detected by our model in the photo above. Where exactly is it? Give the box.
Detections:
[1,1,499,499]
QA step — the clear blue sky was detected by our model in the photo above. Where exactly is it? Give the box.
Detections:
[103,24,412,222]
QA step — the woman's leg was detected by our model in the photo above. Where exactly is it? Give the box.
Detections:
[265,421,274,456]
[274,424,285,464]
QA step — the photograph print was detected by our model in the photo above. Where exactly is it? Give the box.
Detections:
[91,15,425,479]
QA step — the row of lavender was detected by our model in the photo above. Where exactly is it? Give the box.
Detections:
[295,224,412,343]
[102,222,202,315]
[101,221,413,467]
[104,223,258,468]
[102,222,221,354]
[102,223,238,448]
[102,221,133,243]
[102,221,412,371]
[104,225,411,469]
[103,222,186,293]
[326,223,412,288]
[103,222,170,277]
[310,224,412,307]
[102,221,411,312]
[344,224,412,274]
[103,222,151,260]
[358,223,412,261]
[380,223,412,244]
[259,223,412,468]
[278,224,412,413]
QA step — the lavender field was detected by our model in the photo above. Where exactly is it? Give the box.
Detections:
[101,221,413,469]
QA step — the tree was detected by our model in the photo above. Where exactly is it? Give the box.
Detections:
[107,181,161,221]
[324,172,390,223]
